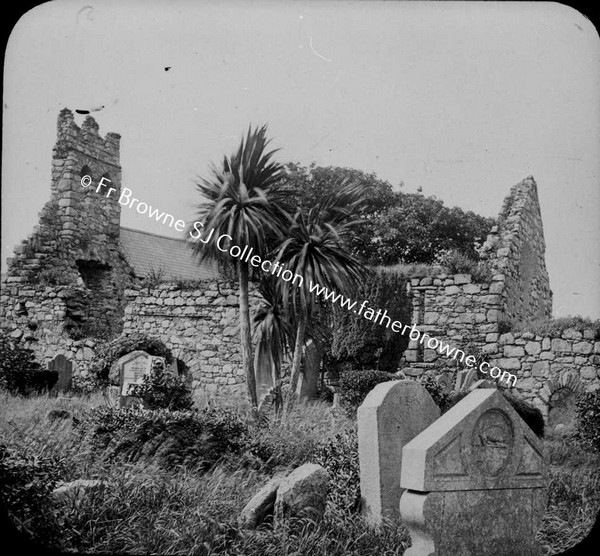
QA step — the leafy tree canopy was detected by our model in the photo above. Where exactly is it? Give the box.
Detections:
[279,163,495,266]
[371,194,495,265]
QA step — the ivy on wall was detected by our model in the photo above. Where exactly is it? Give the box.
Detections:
[330,269,412,373]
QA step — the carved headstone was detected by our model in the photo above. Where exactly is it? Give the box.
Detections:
[357,380,440,524]
[399,389,547,556]
[49,354,73,394]
[116,350,156,407]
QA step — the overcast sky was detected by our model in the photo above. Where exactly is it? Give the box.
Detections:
[2,0,599,318]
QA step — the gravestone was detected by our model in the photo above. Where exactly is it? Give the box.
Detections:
[399,389,547,556]
[357,380,440,524]
[297,339,322,400]
[548,387,577,434]
[49,354,73,395]
[435,372,454,394]
[454,368,477,391]
[116,350,154,407]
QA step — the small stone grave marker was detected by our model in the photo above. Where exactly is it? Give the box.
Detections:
[116,350,158,407]
[49,354,73,395]
[399,388,547,555]
[454,368,477,391]
[435,372,454,394]
[357,380,440,523]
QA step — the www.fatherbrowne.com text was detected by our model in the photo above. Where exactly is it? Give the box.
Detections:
[82,177,517,387]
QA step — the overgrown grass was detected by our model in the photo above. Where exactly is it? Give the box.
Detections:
[536,437,600,555]
[510,315,600,338]
[1,390,598,555]
[379,262,444,279]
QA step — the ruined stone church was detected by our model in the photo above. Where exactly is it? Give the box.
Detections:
[1,108,598,422]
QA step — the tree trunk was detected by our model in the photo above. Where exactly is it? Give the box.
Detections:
[288,312,308,399]
[272,362,283,418]
[238,260,258,410]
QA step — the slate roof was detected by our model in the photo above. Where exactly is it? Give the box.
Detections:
[119,227,220,281]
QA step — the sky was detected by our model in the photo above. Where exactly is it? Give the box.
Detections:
[2,0,599,318]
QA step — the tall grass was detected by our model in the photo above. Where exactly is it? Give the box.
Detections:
[1,390,599,555]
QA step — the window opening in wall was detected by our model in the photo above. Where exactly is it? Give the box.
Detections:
[80,165,92,180]
[76,259,111,290]
[99,172,111,194]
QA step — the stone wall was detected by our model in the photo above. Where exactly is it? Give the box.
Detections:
[122,281,262,388]
[488,177,552,324]
[403,272,501,369]
[485,328,600,417]
[0,283,99,370]
[400,176,600,419]
[403,177,552,371]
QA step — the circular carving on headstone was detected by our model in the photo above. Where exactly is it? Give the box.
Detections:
[470,409,514,477]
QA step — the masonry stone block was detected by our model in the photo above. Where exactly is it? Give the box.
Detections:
[453,274,471,285]
[551,339,571,353]
[572,341,593,355]
[504,345,525,357]
[525,342,541,355]
[561,328,583,341]
[499,333,515,345]
[496,358,521,370]
[532,361,550,377]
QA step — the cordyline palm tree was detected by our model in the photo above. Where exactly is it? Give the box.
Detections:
[252,276,294,415]
[190,125,288,410]
[275,179,370,400]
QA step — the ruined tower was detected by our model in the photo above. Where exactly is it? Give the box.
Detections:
[2,108,133,340]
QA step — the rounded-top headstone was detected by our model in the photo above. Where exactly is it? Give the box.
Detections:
[357,379,440,523]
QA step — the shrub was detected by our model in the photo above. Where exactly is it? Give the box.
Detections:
[330,271,412,372]
[78,406,250,472]
[0,333,42,395]
[435,249,492,283]
[312,431,360,514]
[498,318,513,335]
[128,359,193,411]
[70,373,100,395]
[0,444,62,547]
[576,391,600,452]
[417,374,454,413]
[512,316,600,339]
[317,385,334,404]
[89,333,173,384]
[338,370,398,413]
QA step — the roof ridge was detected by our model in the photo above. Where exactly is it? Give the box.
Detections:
[120,226,190,245]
